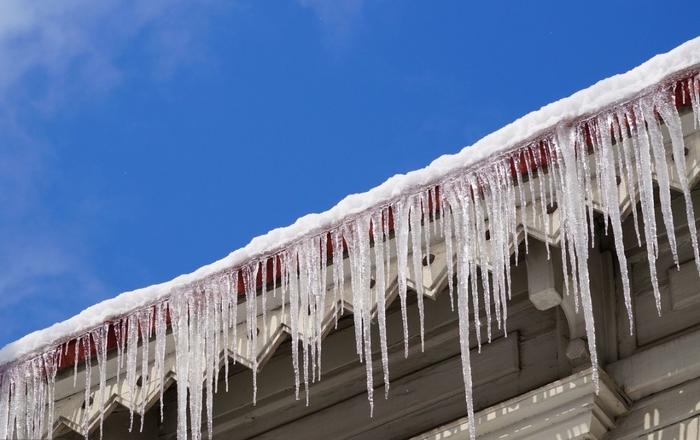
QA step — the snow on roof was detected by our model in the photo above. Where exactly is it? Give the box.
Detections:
[2,36,700,369]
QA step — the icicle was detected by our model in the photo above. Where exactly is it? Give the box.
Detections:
[187,293,205,440]
[296,239,313,404]
[38,358,48,439]
[12,367,27,440]
[81,334,92,438]
[534,146,551,258]
[332,229,345,327]
[92,324,109,440]
[272,255,278,299]
[544,140,558,218]
[577,129,597,248]
[73,337,80,389]
[515,152,530,254]
[0,373,9,440]
[615,115,643,246]
[171,293,190,440]
[119,320,128,387]
[472,179,496,332]
[383,208,392,302]
[597,115,634,332]
[689,75,700,129]
[642,98,679,268]
[556,125,599,392]
[287,249,301,400]
[44,349,59,440]
[221,276,231,394]
[231,271,240,366]
[138,308,153,432]
[318,233,328,381]
[261,259,268,346]
[393,198,411,357]
[590,125,608,234]
[371,211,390,397]
[212,283,221,396]
[114,320,124,390]
[28,359,39,440]
[657,94,700,275]
[506,159,520,265]
[428,188,436,236]
[125,314,139,432]
[154,302,167,422]
[487,169,507,336]
[244,263,259,405]
[203,289,215,440]
[630,104,663,315]
[448,180,477,440]
[346,215,375,415]
[441,194,455,311]
[422,191,432,274]
[409,194,426,351]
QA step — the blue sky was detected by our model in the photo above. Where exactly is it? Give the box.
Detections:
[0,0,698,347]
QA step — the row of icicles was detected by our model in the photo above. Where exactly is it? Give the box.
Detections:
[1,73,699,440]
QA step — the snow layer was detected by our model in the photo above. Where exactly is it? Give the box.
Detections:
[1,36,700,368]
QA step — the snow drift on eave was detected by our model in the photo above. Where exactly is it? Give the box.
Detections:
[1,36,700,440]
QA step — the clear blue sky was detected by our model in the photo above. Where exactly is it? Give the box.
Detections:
[1,0,698,347]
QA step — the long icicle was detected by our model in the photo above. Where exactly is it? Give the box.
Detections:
[393,198,411,357]
[371,211,390,397]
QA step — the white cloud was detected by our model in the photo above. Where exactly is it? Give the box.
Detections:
[0,0,226,345]
[0,0,223,110]
[298,0,364,48]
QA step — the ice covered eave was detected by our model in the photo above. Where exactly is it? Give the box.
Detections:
[48,105,700,438]
[1,37,700,379]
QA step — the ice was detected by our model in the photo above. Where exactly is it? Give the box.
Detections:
[287,249,301,400]
[346,215,375,415]
[138,308,153,431]
[446,180,477,440]
[556,125,599,392]
[154,302,167,421]
[188,295,204,440]
[409,194,426,351]
[628,104,663,315]
[261,260,268,345]
[73,338,79,389]
[371,211,390,397]
[44,349,59,440]
[512,153,529,255]
[615,115,642,246]
[244,263,259,405]
[115,320,126,387]
[690,75,700,129]
[332,229,345,327]
[125,315,139,431]
[81,334,92,436]
[3,46,700,440]
[319,233,328,380]
[0,372,9,440]
[393,199,411,357]
[171,294,190,440]
[657,95,700,275]
[205,289,216,440]
[92,324,109,439]
[231,272,239,366]
[643,99,679,268]
[596,115,633,332]
[441,194,456,311]
[297,240,312,404]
